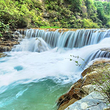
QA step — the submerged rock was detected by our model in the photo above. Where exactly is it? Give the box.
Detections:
[35,38,49,52]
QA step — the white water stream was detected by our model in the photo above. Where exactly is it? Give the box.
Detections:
[0,29,110,110]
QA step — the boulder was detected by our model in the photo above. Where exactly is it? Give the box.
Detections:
[81,84,99,96]
[57,60,110,110]
[65,91,108,110]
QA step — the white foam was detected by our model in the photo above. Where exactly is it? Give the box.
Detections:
[0,29,110,90]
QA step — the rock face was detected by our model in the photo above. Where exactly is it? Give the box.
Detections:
[0,53,7,58]
[65,91,108,110]
[0,31,20,52]
[17,28,78,34]
[57,59,110,110]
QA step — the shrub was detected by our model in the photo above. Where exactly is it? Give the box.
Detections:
[106,22,110,28]
[82,19,99,28]
[91,64,110,103]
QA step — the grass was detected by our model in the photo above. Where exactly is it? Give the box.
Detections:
[40,26,61,29]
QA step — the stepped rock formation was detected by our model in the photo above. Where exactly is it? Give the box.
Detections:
[0,31,21,53]
[57,59,110,110]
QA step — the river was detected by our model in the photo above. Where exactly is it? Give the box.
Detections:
[0,29,110,110]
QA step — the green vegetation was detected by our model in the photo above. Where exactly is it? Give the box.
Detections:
[40,26,60,29]
[82,19,99,28]
[91,64,110,103]
[94,1,110,27]
[0,0,110,33]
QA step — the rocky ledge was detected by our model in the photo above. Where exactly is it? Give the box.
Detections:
[0,31,20,52]
[57,59,110,110]
[0,31,25,56]
[0,53,7,58]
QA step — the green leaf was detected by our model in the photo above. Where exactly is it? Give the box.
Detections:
[75,61,78,64]
[70,59,72,61]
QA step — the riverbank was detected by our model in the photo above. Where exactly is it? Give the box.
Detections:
[0,31,20,52]
[57,59,110,110]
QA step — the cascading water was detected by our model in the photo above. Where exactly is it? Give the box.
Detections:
[13,37,49,52]
[19,29,110,48]
[0,29,110,110]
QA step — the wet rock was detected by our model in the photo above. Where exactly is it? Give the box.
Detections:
[65,91,108,110]
[93,59,110,65]
[0,46,5,52]
[0,53,7,58]
[100,48,110,53]
[13,35,19,39]
[57,60,110,110]
[6,43,11,46]
[104,107,110,110]
[14,31,20,35]
[57,79,83,110]
[81,84,99,96]
[81,67,92,77]
[2,46,11,51]
[0,31,22,54]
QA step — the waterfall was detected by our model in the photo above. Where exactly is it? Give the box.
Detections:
[18,29,110,48]
[90,49,110,61]
[16,28,110,68]
[12,37,49,52]
[81,49,110,69]
[57,29,110,48]
[23,29,60,47]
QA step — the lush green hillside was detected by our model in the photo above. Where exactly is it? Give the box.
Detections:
[0,0,110,33]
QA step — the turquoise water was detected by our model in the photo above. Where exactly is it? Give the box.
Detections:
[0,50,79,110]
[0,77,72,110]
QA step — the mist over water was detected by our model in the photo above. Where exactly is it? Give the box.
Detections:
[0,29,110,110]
